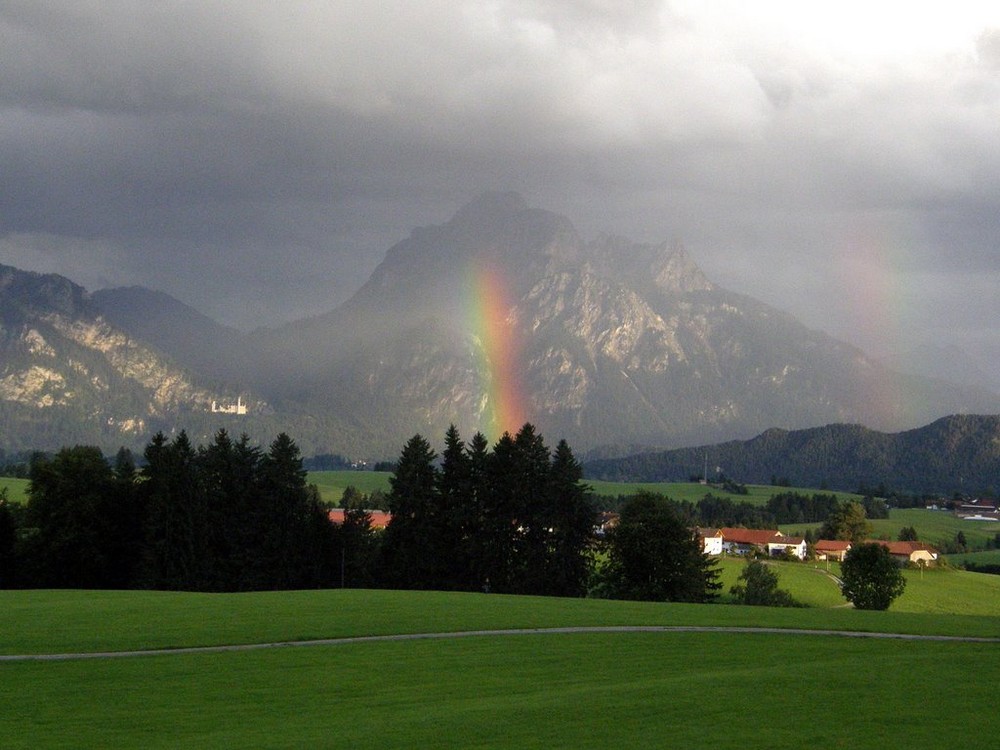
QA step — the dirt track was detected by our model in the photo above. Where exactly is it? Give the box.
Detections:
[3,625,997,662]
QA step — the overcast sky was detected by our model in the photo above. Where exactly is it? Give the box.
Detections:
[2,1,999,378]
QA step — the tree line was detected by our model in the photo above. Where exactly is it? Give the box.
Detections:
[0,423,724,604]
[1,430,336,590]
[596,490,887,529]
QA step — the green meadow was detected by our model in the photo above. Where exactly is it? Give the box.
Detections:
[2,588,999,749]
[781,508,1000,550]
[0,476,29,503]
[307,470,392,504]
[3,471,998,747]
[581,480,862,506]
[304,472,865,508]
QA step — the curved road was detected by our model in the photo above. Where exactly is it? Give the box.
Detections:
[2,625,997,662]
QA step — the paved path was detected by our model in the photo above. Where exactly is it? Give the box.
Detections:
[2,626,997,662]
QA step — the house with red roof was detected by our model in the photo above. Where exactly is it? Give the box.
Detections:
[719,528,807,559]
[815,540,852,562]
[328,508,392,529]
[767,535,807,560]
[720,528,781,556]
[868,540,939,566]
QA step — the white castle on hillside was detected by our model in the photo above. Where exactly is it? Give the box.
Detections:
[211,396,248,415]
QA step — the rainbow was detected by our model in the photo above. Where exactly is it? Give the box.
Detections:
[468,261,528,438]
[831,223,914,425]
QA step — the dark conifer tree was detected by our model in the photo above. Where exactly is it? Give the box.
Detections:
[544,439,597,597]
[482,431,519,592]
[259,432,324,589]
[0,491,18,587]
[511,423,553,594]
[437,425,473,589]
[340,504,379,588]
[140,431,208,590]
[381,434,439,589]
[466,430,491,591]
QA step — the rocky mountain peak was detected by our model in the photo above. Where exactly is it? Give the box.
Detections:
[586,236,713,296]
[446,190,530,229]
[0,264,95,319]
[347,193,583,314]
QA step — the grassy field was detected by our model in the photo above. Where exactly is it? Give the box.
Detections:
[583,479,862,506]
[1,588,998,749]
[307,470,392,505]
[303,472,866,508]
[3,629,996,749]
[781,508,1000,550]
[0,476,29,503]
[947,549,1000,567]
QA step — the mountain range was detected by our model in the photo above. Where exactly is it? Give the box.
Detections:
[584,414,1000,495]
[2,192,999,459]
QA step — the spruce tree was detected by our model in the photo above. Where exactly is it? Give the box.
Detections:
[382,434,439,589]
[545,439,597,597]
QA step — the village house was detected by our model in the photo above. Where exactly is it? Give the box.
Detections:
[869,540,939,566]
[719,528,782,556]
[695,527,724,556]
[814,539,852,562]
[767,535,807,560]
[596,511,620,537]
[718,528,807,560]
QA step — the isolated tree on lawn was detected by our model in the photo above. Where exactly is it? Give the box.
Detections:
[381,434,440,589]
[730,559,798,607]
[600,492,721,603]
[840,542,906,610]
[819,500,872,543]
[897,526,919,542]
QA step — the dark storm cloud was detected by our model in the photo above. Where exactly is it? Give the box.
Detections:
[1,1,998,372]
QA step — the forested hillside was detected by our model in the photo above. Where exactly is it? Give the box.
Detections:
[584,415,1000,495]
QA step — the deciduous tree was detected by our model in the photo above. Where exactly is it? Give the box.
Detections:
[840,542,906,610]
[730,559,797,607]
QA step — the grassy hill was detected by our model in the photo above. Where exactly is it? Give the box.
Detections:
[1,588,997,748]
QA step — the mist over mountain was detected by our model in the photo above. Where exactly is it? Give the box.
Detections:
[2,193,999,458]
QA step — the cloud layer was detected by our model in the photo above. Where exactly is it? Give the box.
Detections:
[2,1,998,378]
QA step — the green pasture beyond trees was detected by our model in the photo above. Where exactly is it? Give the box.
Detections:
[305,472,864,508]
[6,471,859,509]
[585,480,862,506]
[781,508,1000,550]
[0,476,28,503]
[1,590,998,749]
